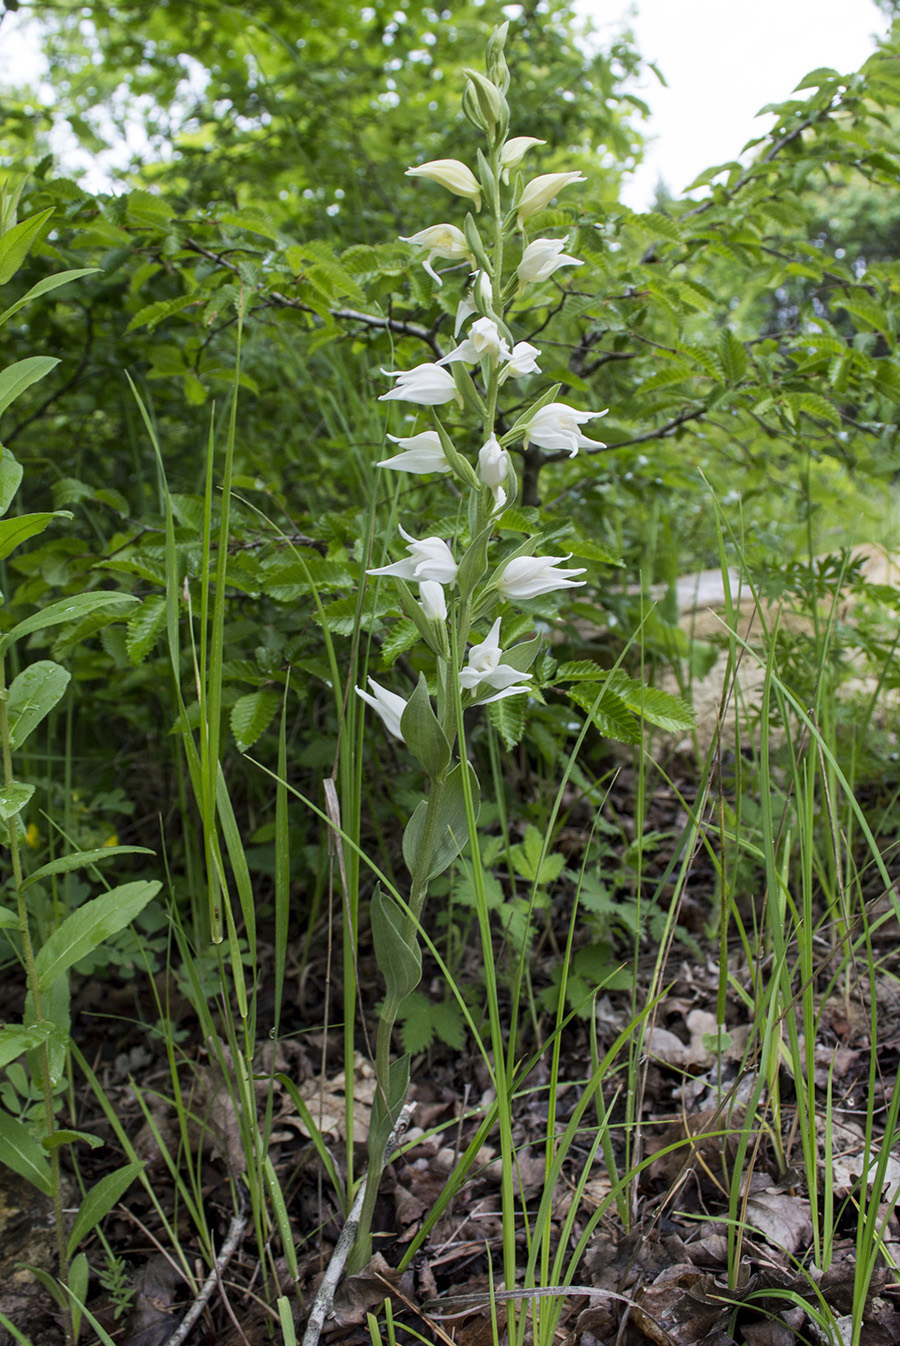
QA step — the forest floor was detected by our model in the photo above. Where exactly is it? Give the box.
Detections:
[2,556,900,1345]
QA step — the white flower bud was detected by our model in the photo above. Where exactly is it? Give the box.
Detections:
[517,237,583,286]
[419,580,448,623]
[405,159,482,210]
[500,136,545,183]
[516,171,585,226]
[355,678,408,741]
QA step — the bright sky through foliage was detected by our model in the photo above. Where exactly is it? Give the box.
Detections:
[587,0,890,208]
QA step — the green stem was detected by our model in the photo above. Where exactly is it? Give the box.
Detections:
[348,767,448,1272]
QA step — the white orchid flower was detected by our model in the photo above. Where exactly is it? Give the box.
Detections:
[379,363,460,406]
[521,402,608,456]
[498,554,586,600]
[355,678,408,741]
[516,171,586,226]
[500,341,542,384]
[437,316,511,367]
[454,271,493,336]
[367,525,457,585]
[517,237,583,286]
[405,158,482,209]
[399,223,473,286]
[459,618,532,699]
[500,136,546,184]
[377,432,451,474]
[418,580,447,623]
[478,434,511,510]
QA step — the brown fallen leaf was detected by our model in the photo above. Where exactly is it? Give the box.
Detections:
[329,1252,412,1327]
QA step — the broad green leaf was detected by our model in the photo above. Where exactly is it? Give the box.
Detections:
[0,512,71,560]
[400,675,450,778]
[43,1128,103,1152]
[402,761,479,881]
[0,591,139,656]
[0,780,34,820]
[0,356,59,419]
[66,1161,145,1260]
[0,905,18,928]
[0,208,54,285]
[231,689,281,751]
[0,1108,52,1194]
[0,449,22,516]
[34,880,161,990]
[22,845,155,890]
[0,1022,53,1070]
[7,660,71,750]
[0,267,99,328]
[370,887,421,1002]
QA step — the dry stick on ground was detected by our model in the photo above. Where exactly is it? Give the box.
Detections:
[301,1103,416,1346]
[165,1187,250,1346]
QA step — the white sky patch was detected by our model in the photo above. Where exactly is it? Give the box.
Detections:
[0,4,892,204]
[581,0,890,208]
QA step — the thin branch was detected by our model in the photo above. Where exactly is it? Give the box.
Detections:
[300,1103,415,1346]
[183,239,444,356]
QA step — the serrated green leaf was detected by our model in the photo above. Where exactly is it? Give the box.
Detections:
[488,690,526,749]
[125,595,167,665]
[231,689,281,751]
[380,618,420,667]
[125,293,197,333]
[718,329,748,384]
